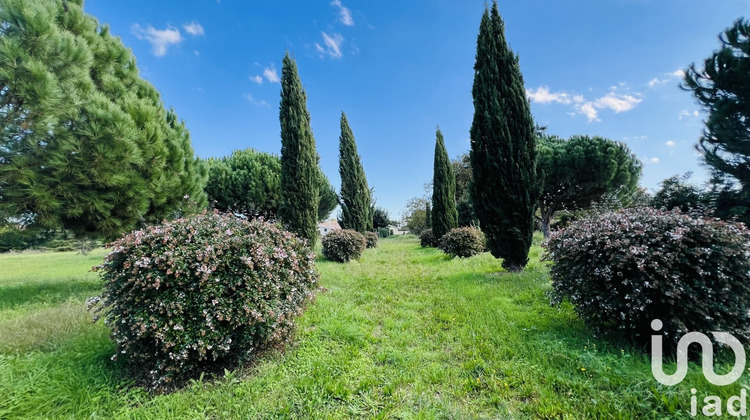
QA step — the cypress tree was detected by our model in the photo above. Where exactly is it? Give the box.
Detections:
[338,112,372,233]
[431,128,457,239]
[469,2,539,272]
[278,53,319,243]
[425,203,432,229]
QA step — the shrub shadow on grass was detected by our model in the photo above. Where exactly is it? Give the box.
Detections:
[0,279,100,311]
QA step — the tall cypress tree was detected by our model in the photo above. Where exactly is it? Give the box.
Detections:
[425,203,432,229]
[279,53,319,243]
[338,112,372,233]
[469,2,539,272]
[431,128,457,239]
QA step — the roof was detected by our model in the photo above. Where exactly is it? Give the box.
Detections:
[318,220,341,230]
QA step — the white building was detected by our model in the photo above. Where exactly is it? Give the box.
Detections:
[317,220,341,237]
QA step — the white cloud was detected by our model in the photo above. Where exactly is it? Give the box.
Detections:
[183,22,205,36]
[671,69,685,78]
[131,24,182,57]
[648,157,660,164]
[250,75,263,84]
[315,32,344,58]
[331,0,354,26]
[244,94,269,108]
[648,69,686,88]
[593,92,641,113]
[263,67,280,83]
[666,140,676,147]
[678,109,700,120]
[527,86,642,122]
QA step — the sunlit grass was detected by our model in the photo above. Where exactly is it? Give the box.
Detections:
[0,237,745,418]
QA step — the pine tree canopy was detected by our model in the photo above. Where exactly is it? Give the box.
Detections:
[469,1,539,272]
[0,0,206,239]
[536,135,642,237]
[278,53,319,243]
[338,112,372,233]
[431,128,457,240]
[683,18,750,194]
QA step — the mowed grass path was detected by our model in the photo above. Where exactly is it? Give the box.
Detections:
[0,236,744,418]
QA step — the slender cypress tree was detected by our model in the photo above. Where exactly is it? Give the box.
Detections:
[278,53,319,243]
[431,128,457,239]
[338,112,372,233]
[425,203,432,229]
[469,2,539,272]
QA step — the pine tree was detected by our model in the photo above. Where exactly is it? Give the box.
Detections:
[469,2,539,272]
[0,0,205,238]
[338,112,372,233]
[278,53,319,244]
[431,128,457,239]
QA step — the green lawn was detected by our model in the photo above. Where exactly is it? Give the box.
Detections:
[0,236,744,419]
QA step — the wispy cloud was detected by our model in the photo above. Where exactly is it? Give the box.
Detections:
[526,86,642,122]
[244,94,269,108]
[678,109,699,120]
[315,32,344,58]
[666,140,676,147]
[183,22,205,36]
[647,69,685,88]
[331,0,354,26]
[131,24,182,57]
[250,66,280,84]
[644,157,660,164]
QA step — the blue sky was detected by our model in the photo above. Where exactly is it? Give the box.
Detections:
[85,0,749,220]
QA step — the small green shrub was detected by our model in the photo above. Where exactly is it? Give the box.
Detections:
[439,227,485,258]
[0,226,28,253]
[377,227,391,238]
[91,211,319,390]
[419,229,438,248]
[321,229,366,262]
[364,231,378,248]
[545,207,750,347]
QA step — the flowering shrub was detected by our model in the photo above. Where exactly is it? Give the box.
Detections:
[420,229,438,248]
[545,207,750,346]
[90,211,319,390]
[364,231,378,248]
[321,229,366,262]
[439,227,485,258]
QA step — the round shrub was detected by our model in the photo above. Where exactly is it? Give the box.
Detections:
[439,227,486,258]
[90,211,319,390]
[364,231,378,248]
[377,227,391,238]
[321,229,366,262]
[420,229,438,248]
[545,207,750,347]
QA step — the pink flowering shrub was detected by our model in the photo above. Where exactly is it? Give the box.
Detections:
[439,227,485,258]
[90,211,319,390]
[545,207,750,346]
[321,229,366,262]
[364,231,378,249]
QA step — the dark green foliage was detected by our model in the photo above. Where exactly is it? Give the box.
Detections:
[683,19,750,195]
[364,231,378,249]
[546,207,750,347]
[0,225,27,253]
[469,2,539,271]
[91,212,319,390]
[439,227,486,259]
[317,172,339,222]
[372,207,390,230]
[205,149,336,222]
[419,229,438,248]
[377,227,391,238]
[425,203,432,229]
[537,134,642,237]
[0,0,206,240]
[279,53,319,243]
[205,149,281,218]
[432,129,458,239]
[456,196,478,227]
[321,229,366,263]
[651,172,708,214]
[338,113,372,233]
[452,153,472,201]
